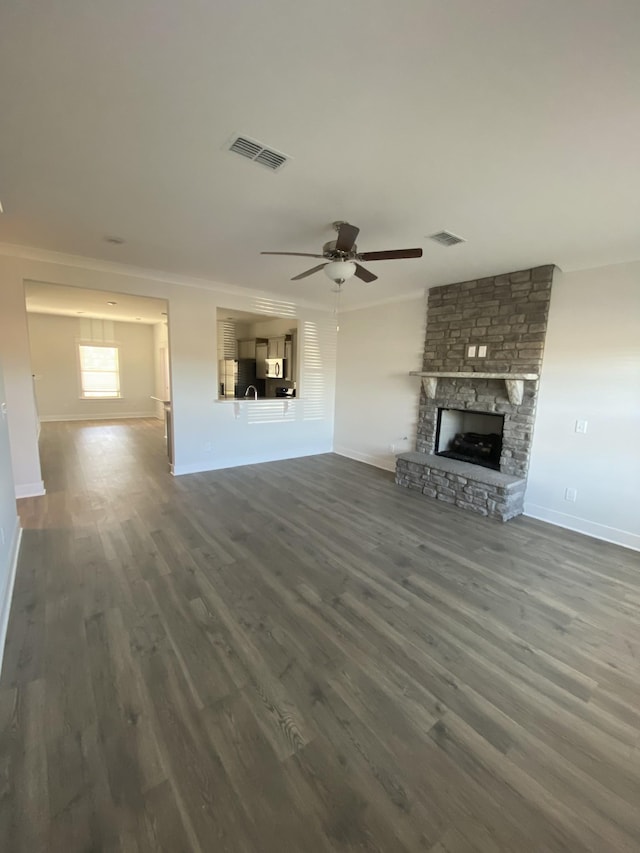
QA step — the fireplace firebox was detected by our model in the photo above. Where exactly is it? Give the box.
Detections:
[435,408,504,471]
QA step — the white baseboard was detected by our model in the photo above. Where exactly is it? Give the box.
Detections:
[0,519,22,678]
[39,412,155,422]
[171,447,333,477]
[333,446,396,473]
[15,481,46,499]
[331,460,639,552]
[524,504,640,552]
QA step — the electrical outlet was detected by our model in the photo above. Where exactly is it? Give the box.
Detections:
[564,487,577,502]
[575,420,588,434]
[478,345,487,358]
[467,345,477,358]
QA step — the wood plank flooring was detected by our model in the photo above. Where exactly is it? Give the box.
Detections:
[1,417,639,852]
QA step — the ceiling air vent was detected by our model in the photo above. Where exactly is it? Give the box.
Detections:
[227,135,290,171]
[429,230,466,247]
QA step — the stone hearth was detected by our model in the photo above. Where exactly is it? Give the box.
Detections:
[396,265,554,521]
[396,452,526,521]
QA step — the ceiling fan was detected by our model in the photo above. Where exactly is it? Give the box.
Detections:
[261,221,423,284]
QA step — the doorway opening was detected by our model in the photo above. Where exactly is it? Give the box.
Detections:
[24,281,172,470]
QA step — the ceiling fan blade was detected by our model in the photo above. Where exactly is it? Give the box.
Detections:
[335,222,360,253]
[261,251,325,258]
[354,264,378,283]
[358,248,423,261]
[291,263,327,281]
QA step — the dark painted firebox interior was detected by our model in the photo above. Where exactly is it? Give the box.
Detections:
[435,408,505,471]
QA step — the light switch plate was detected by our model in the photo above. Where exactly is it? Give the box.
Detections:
[575,420,588,434]
[467,345,476,357]
[478,345,487,358]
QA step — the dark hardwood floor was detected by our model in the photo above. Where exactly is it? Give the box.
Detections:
[1,418,639,852]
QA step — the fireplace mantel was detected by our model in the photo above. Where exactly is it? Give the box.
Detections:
[409,371,539,406]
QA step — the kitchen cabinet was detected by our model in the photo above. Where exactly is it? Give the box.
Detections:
[267,336,286,359]
[238,338,256,359]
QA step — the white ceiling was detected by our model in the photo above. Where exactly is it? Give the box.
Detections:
[25,281,167,324]
[1,0,639,308]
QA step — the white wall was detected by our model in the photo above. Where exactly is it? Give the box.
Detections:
[0,249,336,491]
[0,257,44,497]
[526,263,640,550]
[167,290,336,475]
[334,294,426,470]
[0,357,21,670]
[28,313,157,420]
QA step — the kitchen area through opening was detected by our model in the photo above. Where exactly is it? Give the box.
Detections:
[217,308,298,401]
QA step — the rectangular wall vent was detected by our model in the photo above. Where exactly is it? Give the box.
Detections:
[429,230,466,247]
[227,135,290,171]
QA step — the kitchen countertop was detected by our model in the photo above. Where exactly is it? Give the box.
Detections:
[215,397,297,402]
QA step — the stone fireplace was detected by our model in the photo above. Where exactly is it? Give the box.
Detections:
[395,265,554,520]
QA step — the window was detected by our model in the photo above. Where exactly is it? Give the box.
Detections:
[78,344,121,398]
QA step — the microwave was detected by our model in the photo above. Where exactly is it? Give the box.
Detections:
[265,358,285,379]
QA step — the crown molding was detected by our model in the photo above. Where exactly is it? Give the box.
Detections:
[0,242,331,313]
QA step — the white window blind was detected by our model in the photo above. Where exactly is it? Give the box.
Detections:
[79,344,121,398]
[217,320,238,360]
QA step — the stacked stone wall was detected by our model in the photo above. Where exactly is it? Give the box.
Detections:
[396,264,554,520]
[424,265,553,375]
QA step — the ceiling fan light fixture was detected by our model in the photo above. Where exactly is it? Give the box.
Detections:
[263,221,418,284]
[323,260,357,284]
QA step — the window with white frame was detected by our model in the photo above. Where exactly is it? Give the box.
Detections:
[78,344,121,398]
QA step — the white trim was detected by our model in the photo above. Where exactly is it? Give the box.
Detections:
[0,520,22,677]
[14,481,46,499]
[39,413,155,422]
[171,447,332,477]
[1,241,330,312]
[331,456,639,553]
[333,446,396,473]
[524,504,640,553]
